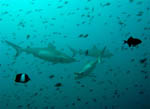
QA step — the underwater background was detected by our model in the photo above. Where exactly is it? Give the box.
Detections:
[0,0,150,109]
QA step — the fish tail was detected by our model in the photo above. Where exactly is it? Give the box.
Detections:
[124,40,127,44]
[5,40,23,58]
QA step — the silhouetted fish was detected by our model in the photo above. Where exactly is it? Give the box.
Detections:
[124,36,142,47]
[15,73,30,83]
[26,34,30,39]
[85,49,88,56]
[78,34,88,38]
[55,83,62,87]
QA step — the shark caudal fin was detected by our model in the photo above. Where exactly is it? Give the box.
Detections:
[97,46,107,63]
[5,40,23,58]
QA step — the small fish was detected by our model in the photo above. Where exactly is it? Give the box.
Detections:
[15,73,30,83]
[85,49,88,56]
[78,34,88,38]
[26,34,30,39]
[129,0,134,3]
[84,34,88,38]
[140,58,147,64]
[100,2,111,7]
[49,75,55,79]
[78,34,84,38]
[124,36,142,47]
[55,83,62,87]
[103,2,111,6]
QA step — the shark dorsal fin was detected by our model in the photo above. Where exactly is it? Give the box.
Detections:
[92,45,98,51]
[93,45,97,49]
[48,43,56,50]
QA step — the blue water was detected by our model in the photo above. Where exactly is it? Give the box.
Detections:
[0,0,150,109]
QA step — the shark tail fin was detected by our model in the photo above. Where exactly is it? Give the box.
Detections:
[68,46,77,57]
[97,46,107,63]
[5,40,23,58]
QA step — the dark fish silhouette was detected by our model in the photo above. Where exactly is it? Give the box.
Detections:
[78,34,88,38]
[26,34,30,39]
[84,34,88,38]
[124,36,142,47]
[49,75,55,79]
[5,40,76,64]
[85,49,88,56]
[15,73,30,83]
[55,83,62,87]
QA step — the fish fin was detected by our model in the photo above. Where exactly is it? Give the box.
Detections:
[92,45,98,51]
[68,46,77,57]
[124,40,127,44]
[102,48,113,58]
[93,45,97,49]
[130,36,133,39]
[48,43,56,50]
[101,46,107,55]
[97,46,106,63]
[5,40,23,58]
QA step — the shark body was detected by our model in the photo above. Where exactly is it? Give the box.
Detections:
[6,40,76,64]
[69,45,113,58]
[74,47,106,79]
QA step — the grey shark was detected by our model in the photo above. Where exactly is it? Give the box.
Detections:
[5,40,76,64]
[74,47,106,80]
[69,45,113,58]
